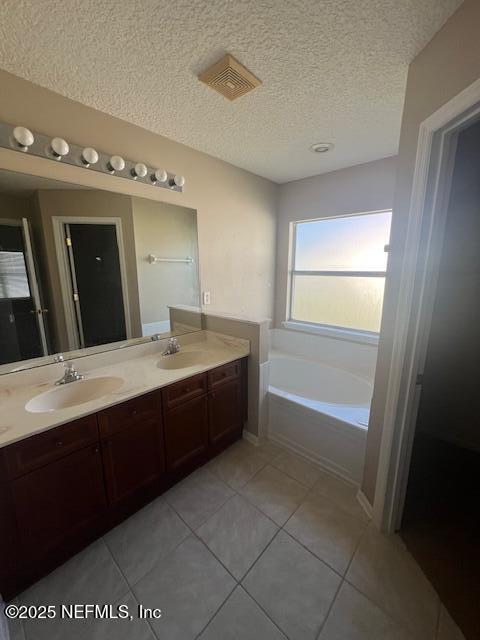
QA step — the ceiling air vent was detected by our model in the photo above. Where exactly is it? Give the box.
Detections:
[198,54,261,101]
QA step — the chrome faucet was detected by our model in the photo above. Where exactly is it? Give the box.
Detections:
[162,337,181,356]
[55,361,85,385]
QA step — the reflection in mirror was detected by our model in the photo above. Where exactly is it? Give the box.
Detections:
[0,169,201,372]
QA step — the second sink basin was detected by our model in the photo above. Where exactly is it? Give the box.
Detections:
[157,351,213,370]
[26,376,124,413]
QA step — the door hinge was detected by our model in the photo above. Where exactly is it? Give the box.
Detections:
[66,237,72,247]
[416,373,424,386]
[73,293,79,302]
[384,244,391,253]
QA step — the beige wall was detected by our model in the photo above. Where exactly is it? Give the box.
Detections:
[362,0,480,504]
[0,70,278,323]
[274,157,397,326]
[132,198,199,328]
[0,193,35,221]
[35,189,141,350]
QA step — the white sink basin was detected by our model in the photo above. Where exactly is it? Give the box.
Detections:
[157,351,213,370]
[25,376,124,413]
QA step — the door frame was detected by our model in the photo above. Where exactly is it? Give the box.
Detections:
[0,217,48,356]
[52,216,132,350]
[373,77,480,533]
[21,218,49,355]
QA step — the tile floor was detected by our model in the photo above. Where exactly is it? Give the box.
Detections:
[3,439,465,640]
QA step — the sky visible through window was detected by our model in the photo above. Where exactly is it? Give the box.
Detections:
[291,211,392,332]
[294,211,391,272]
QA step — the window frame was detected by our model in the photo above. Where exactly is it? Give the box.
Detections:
[287,210,392,343]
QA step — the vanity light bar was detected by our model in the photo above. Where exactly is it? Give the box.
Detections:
[0,121,185,193]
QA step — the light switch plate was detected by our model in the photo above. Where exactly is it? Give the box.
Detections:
[202,291,211,305]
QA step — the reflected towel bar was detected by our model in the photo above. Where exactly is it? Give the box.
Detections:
[148,254,193,264]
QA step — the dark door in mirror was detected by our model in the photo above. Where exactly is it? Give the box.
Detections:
[66,223,127,348]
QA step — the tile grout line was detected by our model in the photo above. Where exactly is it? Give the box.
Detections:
[104,499,190,589]
[232,589,292,640]
[269,458,319,490]
[165,459,294,638]
[162,492,245,587]
[164,477,238,532]
[237,584,289,640]
[189,497,280,585]
[237,528,294,636]
[341,522,439,640]
[192,576,237,640]
[280,493,366,581]
[108,495,240,640]
[315,516,370,639]
[188,446,372,638]
[102,537,159,640]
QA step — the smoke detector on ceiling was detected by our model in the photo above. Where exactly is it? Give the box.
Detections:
[310,142,335,153]
[198,54,261,101]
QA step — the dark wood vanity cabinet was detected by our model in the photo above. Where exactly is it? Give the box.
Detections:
[162,362,244,472]
[163,394,209,474]
[98,392,165,512]
[208,361,243,450]
[162,373,209,475]
[0,415,107,597]
[12,444,106,561]
[0,357,247,600]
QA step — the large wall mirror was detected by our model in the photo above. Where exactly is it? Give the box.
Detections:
[0,169,201,373]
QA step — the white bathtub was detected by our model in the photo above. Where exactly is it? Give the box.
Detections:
[268,332,376,483]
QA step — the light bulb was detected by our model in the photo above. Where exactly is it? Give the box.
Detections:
[169,175,185,188]
[131,163,148,179]
[107,155,125,173]
[81,147,99,166]
[12,126,34,151]
[50,137,69,159]
[151,169,168,184]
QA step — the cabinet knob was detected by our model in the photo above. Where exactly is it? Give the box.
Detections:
[56,440,63,447]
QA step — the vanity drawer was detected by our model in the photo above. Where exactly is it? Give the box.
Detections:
[4,415,99,480]
[208,360,241,389]
[98,392,161,439]
[163,373,207,409]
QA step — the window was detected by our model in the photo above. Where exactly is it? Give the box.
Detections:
[289,211,392,335]
[0,251,30,299]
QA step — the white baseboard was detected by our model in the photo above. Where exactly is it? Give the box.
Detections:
[242,430,260,446]
[356,489,373,520]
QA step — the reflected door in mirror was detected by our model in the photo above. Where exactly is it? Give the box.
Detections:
[65,223,127,348]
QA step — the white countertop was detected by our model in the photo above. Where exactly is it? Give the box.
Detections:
[0,331,249,449]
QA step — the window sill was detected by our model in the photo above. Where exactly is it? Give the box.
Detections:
[281,321,379,346]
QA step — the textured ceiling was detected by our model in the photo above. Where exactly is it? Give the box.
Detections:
[0,0,462,183]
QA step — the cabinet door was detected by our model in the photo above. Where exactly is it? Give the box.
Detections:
[208,378,243,447]
[163,394,209,473]
[12,444,106,561]
[101,419,165,508]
